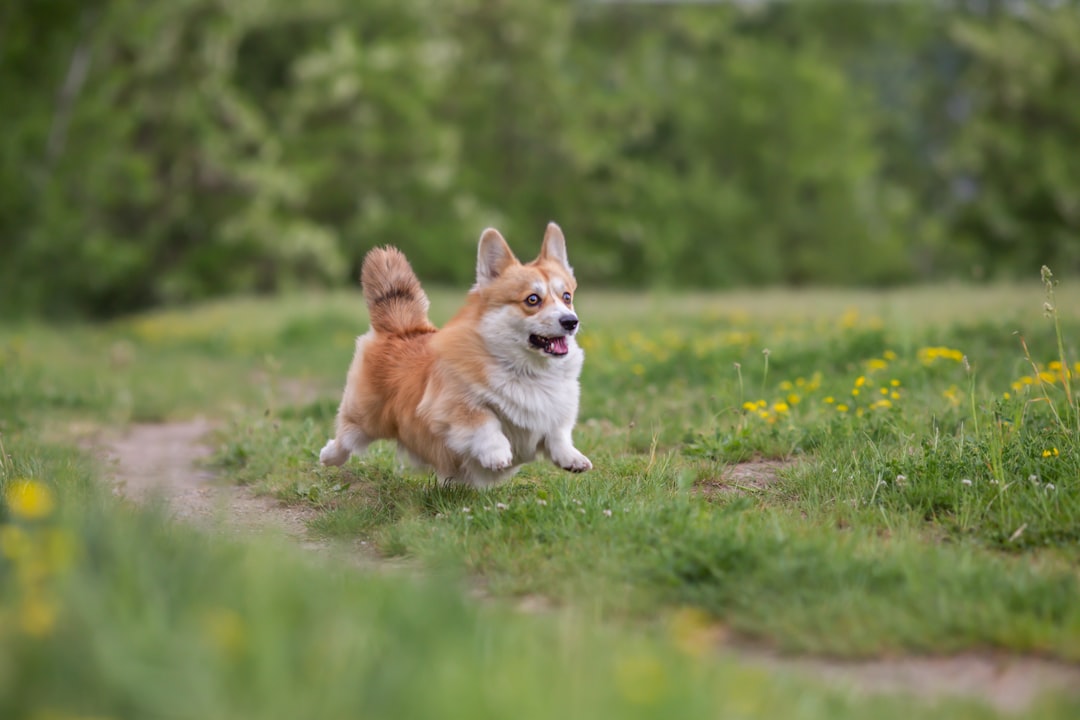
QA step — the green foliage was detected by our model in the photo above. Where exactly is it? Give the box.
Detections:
[8,0,1073,315]
[946,4,1080,279]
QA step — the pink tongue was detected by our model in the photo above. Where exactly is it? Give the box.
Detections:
[549,336,569,355]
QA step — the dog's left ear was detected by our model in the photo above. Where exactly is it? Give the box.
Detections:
[476,228,519,287]
[539,222,573,275]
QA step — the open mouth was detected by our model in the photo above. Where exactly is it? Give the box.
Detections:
[528,334,569,356]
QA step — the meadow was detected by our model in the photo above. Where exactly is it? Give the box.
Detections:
[2,276,1080,719]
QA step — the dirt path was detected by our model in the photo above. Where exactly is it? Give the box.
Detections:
[100,420,1080,714]
[102,419,324,551]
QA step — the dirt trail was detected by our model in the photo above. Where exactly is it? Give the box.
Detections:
[103,419,323,551]
[101,420,1080,714]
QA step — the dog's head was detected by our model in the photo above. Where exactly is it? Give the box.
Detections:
[473,223,581,361]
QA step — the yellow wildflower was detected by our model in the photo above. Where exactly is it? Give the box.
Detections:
[5,480,56,520]
[890,379,901,387]
[824,396,835,404]
[883,350,897,361]
[19,595,57,637]
[0,524,30,559]
[773,402,790,414]
[742,401,758,412]
[1042,448,1059,458]
[855,376,867,388]
[867,358,888,371]
[836,404,849,413]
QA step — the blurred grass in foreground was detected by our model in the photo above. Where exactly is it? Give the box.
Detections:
[2,282,1080,718]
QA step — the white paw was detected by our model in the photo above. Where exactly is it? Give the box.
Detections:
[475,440,514,472]
[319,439,348,467]
[554,449,592,473]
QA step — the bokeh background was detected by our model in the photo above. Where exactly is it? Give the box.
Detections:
[3,0,1078,316]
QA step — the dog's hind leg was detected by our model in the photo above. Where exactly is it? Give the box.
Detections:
[319,423,372,466]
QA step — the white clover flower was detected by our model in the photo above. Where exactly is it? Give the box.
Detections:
[1046,483,1056,491]
[603,509,612,517]
[496,502,508,511]
[536,499,548,506]
[462,507,471,513]
[961,478,972,486]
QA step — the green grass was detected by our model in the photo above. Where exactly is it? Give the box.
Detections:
[3,281,1080,718]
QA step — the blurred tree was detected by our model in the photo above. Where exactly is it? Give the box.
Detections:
[2,0,1075,316]
[947,3,1080,278]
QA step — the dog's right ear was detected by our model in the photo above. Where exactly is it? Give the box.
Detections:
[476,228,519,287]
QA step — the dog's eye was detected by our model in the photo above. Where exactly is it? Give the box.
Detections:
[562,292,572,304]
[525,294,541,307]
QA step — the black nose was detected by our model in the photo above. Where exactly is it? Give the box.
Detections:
[560,315,579,332]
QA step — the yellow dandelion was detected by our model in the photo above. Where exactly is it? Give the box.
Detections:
[5,480,56,520]
[779,380,794,391]
[773,402,790,414]
[879,388,889,396]
[872,399,893,410]
[867,358,888,371]
[669,607,716,658]
[890,391,901,400]
[742,401,758,412]
[19,595,57,637]
[1037,371,1057,384]
[856,407,865,417]
[201,608,247,657]
[836,404,849,413]
[851,388,860,397]
[890,379,901,387]
[1003,392,1011,400]
[824,396,835,404]
[0,524,30,559]
[855,376,867,388]
[1042,448,1060,458]
[883,350,897,360]
[943,385,960,406]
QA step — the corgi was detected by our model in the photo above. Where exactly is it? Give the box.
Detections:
[319,222,592,488]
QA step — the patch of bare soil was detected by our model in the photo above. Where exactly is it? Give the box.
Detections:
[696,459,792,495]
[101,419,324,552]
[745,649,1080,714]
[97,427,1080,712]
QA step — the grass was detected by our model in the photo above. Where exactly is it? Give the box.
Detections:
[2,280,1080,718]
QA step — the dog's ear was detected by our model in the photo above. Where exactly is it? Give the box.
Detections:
[476,228,519,287]
[539,222,573,275]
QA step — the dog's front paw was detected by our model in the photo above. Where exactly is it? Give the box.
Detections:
[319,439,349,467]
[479,444,516,472]
[475,439,514,472]
[555,449,592,473]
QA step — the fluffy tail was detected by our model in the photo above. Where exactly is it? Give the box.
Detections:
[361,247,435,335]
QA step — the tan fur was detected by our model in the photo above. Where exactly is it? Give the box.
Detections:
[320,223,592,487]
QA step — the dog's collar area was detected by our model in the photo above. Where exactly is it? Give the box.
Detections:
[528,334,570,356]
